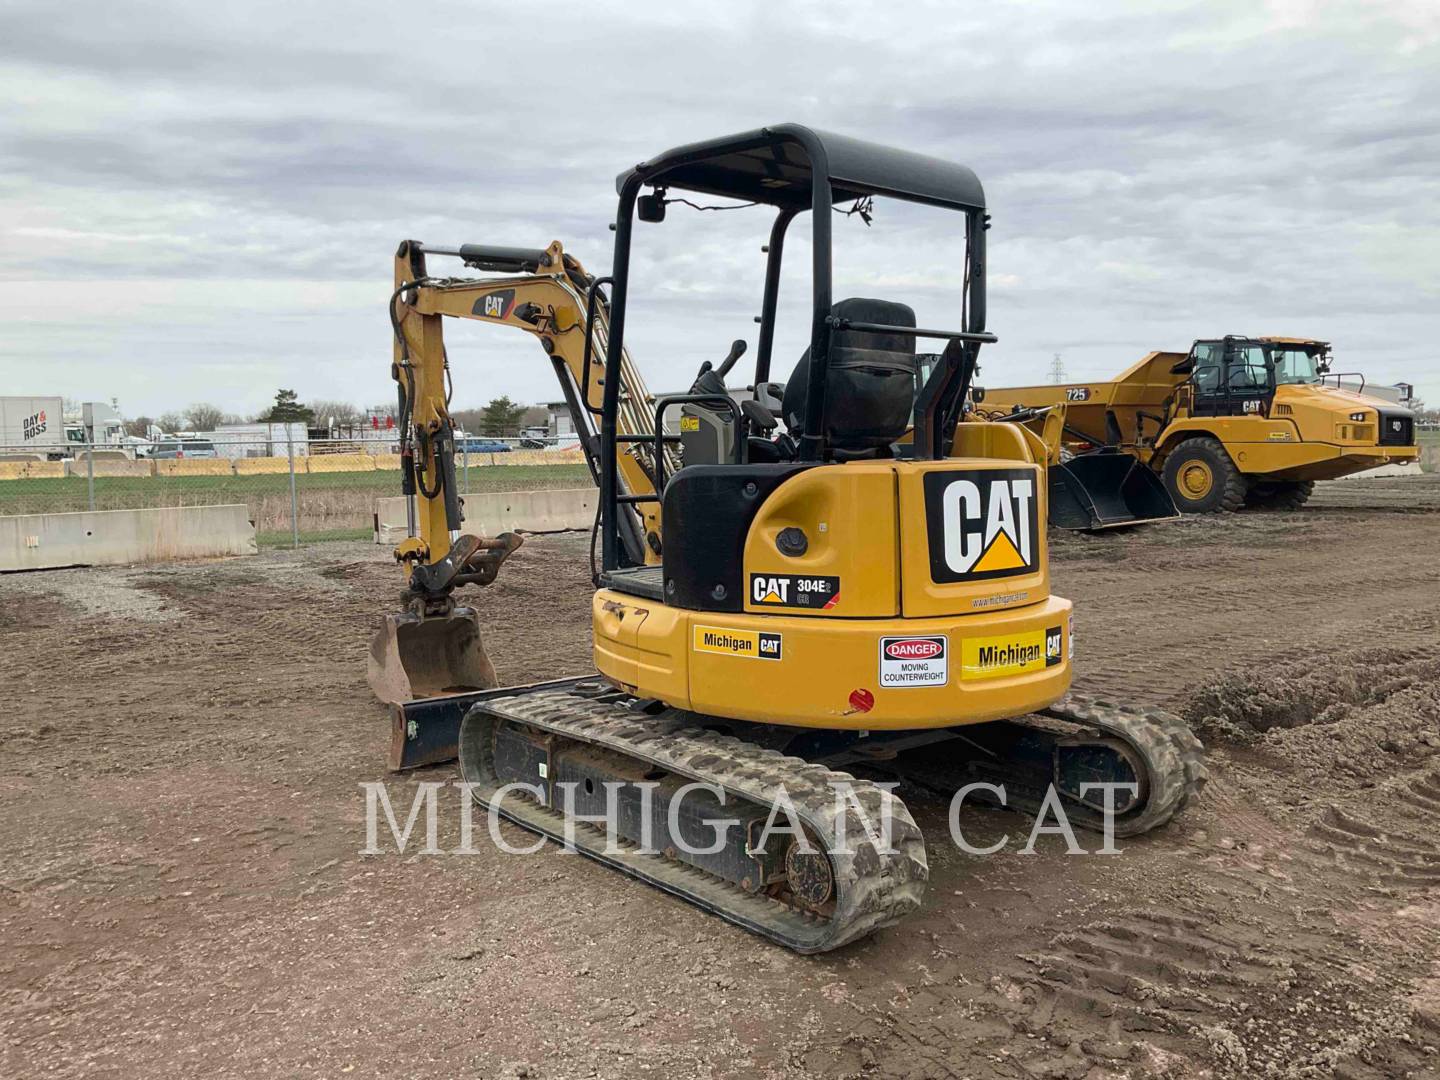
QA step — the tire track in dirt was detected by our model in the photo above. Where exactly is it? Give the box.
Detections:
[845,505,1440,1078]
[5,503,1440,1078]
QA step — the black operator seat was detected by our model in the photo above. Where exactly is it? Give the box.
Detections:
[782,298,919,455]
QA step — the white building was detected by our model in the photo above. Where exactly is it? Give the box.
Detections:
[204,422,311,457]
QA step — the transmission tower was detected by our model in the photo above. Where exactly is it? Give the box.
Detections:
[1049,352,1066,384]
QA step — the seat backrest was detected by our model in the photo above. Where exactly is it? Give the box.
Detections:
[782,298,918,451]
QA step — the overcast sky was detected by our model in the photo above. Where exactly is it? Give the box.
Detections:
[2,0,1437,423]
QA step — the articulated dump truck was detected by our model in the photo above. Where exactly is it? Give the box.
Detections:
[980,336,1420,524]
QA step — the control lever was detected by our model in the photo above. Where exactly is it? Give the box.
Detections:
[741,399,777,433]
[716,339,747,379]
[691,340,748,396]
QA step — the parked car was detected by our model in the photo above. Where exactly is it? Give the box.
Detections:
[456,437,512,453]
[150,438,219,459]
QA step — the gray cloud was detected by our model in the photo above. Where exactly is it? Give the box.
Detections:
[1,0,1436,418]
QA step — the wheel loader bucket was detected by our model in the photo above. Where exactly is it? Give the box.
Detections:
[1047,451,1180,531]
[367,607,498,705]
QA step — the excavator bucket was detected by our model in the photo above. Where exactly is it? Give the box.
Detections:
[1047,451,1179,530]
[367,532,523,706]
[367,607,498,706]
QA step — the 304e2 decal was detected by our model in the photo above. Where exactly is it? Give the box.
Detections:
[749,574,840,610]
[923,468,1039,583]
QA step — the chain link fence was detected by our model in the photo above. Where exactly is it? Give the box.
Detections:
[0,438,591,546]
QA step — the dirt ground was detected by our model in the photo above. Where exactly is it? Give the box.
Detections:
[3,474,1440,1080]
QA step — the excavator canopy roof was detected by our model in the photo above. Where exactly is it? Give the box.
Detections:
[616,123,986,212]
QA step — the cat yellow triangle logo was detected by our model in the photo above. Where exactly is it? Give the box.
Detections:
[762,589,783,603]
[972,527,1027,573]
[930,471,1038,581]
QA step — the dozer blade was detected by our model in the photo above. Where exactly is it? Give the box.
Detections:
[367,606,497,707]
[1048,451,1180,530]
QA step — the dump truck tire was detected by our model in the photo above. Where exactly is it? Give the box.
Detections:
[1245,479,1314,511]
[1162,437,1246,514]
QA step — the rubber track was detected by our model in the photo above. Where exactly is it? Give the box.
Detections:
[459,685,929,953]
[1032,692,1209,837]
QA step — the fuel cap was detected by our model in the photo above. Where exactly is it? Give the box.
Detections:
[776,527,808,557]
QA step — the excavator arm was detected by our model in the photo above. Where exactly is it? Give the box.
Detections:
[370,239,664,709]
[390,239,663,574]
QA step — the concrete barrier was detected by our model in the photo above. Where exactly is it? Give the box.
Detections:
[1,504,257,571]
[374,488,595,545]
[0,460,66,480]
[308,453,377,473]
[234,456,292,475]
[152,458,235,477]
[65,457,152,478]
[461,447,587,468]
[1338,461,1426,479]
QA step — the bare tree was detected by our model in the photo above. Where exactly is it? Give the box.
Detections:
[124,415,154,438]
[185,403,226,431]
[309,399,361,431]
[449,407,485,434]
[158,411,185,434]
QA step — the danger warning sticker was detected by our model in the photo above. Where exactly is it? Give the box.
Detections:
[878,635,948,688]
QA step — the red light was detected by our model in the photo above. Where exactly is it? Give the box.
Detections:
[847,688,875,713]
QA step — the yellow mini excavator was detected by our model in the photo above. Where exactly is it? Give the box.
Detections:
[374,125,1206,952]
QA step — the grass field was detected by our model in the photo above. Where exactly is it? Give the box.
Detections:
[0,463,593,544]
